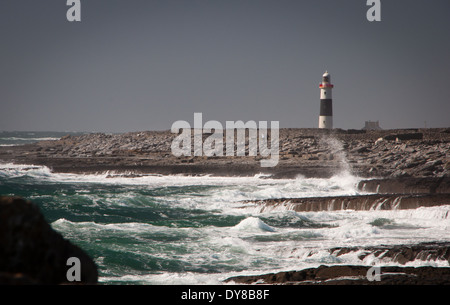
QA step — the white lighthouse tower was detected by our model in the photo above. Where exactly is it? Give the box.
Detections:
[318,71,334,129]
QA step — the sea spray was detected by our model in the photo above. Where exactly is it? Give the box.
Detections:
[319,135,352,176]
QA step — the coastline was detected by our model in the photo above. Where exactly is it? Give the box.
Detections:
[0,128,449,179]
[1,127,449,285]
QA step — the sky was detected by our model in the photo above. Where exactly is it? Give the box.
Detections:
[1,0,449,132]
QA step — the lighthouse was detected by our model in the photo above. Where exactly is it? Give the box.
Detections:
[318,71,334,129]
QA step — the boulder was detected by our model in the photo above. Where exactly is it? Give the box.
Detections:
[0,196,98,284]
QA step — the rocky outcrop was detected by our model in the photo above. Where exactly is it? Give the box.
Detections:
[247,193,450,212]
[329,242,450,265]
[225,242,450,284]
[357,177,450,194]
[225,265,450,285]
[0,196,98,284]
[0,128,448,178]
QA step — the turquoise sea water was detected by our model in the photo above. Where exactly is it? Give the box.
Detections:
[1,132,449,284]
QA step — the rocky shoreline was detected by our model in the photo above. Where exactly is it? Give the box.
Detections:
[225,264,450,285]
[224,242,450,285]
[0,128,449,178]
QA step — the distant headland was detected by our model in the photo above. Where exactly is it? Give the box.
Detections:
[1,128,448,180]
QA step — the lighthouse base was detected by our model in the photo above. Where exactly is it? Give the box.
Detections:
[319,116,333,129]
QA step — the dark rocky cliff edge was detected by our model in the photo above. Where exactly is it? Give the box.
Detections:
[0,196,98,284]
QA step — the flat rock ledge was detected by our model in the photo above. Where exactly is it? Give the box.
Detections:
[328,242,450,265]
[246,193,450,212]
[0,196,98,284]
[225,242,450,284]
[225,265,450,285]
[357,176,450,194]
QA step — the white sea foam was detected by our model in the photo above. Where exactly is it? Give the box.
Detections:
[1,137,61,141]
[53,204,450,285]
[232,217,276,232]
[3,161,450,285]
[0,162,363,216]
[0,163,53,178]
[0,162,359,188]
[99,272,227,285]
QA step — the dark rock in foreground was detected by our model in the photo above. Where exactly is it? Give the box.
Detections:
[0,196,98,284]
[225,265,450,285]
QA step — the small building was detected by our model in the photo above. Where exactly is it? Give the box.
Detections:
[363,121,382,130]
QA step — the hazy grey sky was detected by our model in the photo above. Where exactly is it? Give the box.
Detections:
[1,0,449,132]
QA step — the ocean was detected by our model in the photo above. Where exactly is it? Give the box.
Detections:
[0,131,88,146]
[1,132,449,285]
